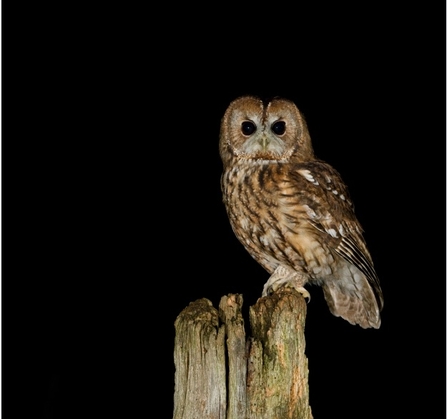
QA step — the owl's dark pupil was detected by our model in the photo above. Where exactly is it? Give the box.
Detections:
[241,121,256,135]
[272,121,286,135]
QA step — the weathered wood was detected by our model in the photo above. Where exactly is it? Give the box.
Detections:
[173,289,312,419]
[247,288,312,419]
[173,298,226,419]
[219,294,247,419]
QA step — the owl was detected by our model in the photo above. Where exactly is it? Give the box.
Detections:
[219,96,383,329]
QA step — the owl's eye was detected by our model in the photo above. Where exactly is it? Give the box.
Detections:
[241,121,257,136]
[271,121,286,135]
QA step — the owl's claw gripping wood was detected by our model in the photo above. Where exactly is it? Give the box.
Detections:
[262,266,311,302]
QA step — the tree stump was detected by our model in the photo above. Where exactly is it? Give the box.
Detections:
[173,288,312,419]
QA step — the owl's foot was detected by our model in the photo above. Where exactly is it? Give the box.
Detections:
[262,266,310,302]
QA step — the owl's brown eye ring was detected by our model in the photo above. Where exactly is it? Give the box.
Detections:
[241,121,257,136]
[271,120,286,135]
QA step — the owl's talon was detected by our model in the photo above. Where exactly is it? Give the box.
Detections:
[294,286,311,302]
[262,265,309,301]
[263,282,311,302]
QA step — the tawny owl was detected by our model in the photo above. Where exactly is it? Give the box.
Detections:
[219,96,383,329]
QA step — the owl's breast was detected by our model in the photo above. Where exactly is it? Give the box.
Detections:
[221,162,332,279]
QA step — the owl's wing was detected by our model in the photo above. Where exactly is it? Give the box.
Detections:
[290,161,383,311]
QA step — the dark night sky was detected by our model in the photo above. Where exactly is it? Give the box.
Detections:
[3,4,446,418]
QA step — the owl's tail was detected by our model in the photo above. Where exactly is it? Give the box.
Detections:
[322,280,381,329]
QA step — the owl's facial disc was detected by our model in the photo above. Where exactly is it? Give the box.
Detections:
[237,119,288,159]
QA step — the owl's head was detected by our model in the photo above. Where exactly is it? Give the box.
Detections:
[219,96,314,167]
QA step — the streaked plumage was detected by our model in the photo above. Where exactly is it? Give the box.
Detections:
[219,96,383,328]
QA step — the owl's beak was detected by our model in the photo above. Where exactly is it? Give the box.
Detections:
[258,135,270,150]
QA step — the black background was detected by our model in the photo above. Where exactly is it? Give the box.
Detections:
[3,4,446,418]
